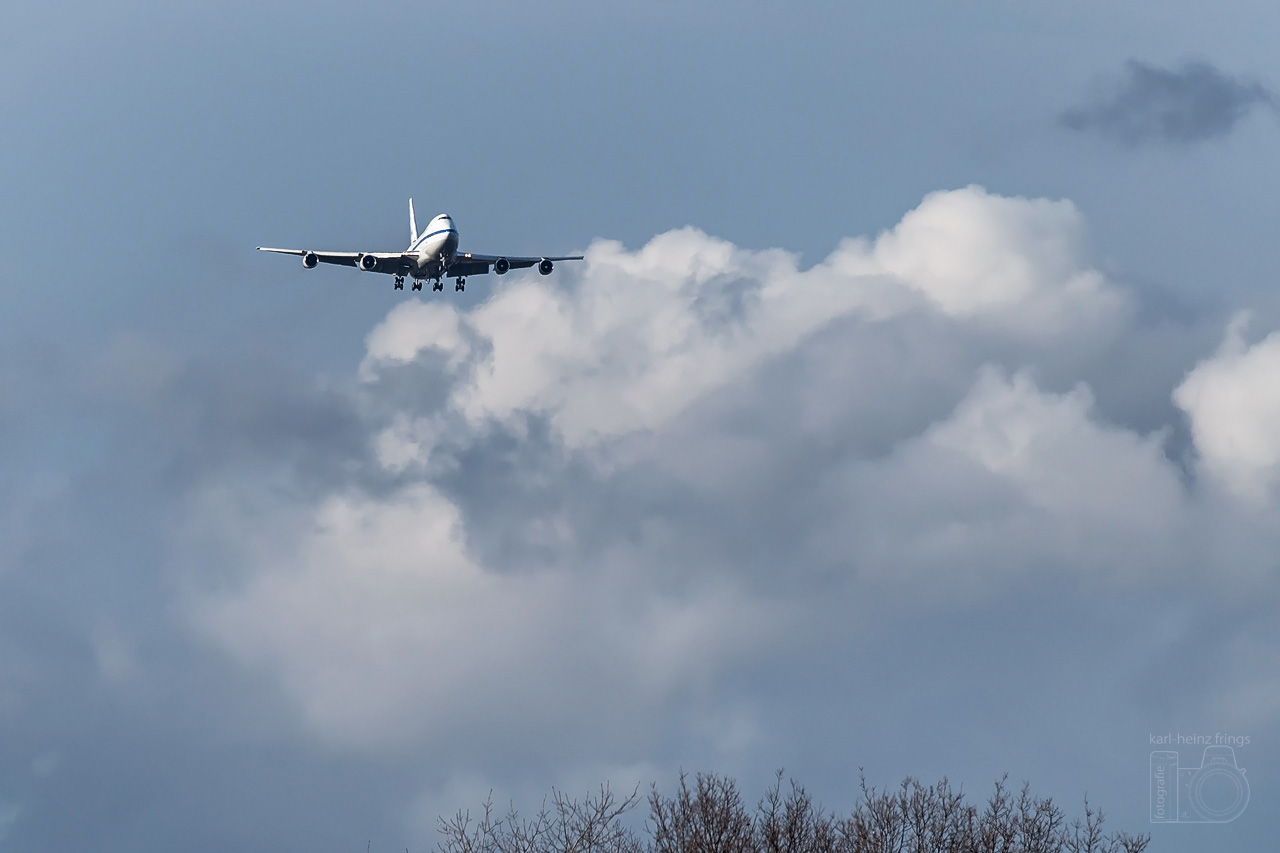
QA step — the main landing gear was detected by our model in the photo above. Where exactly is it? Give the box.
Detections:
[455,277,466,292]
[399,270,453,294]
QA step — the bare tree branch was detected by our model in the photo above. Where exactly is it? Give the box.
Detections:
[439,771,1149,853]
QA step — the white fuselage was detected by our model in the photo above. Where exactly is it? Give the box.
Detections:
[408,213,459,275]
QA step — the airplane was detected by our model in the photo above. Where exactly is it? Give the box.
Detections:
[257,200,584,292]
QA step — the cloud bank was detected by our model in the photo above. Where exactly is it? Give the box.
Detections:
[1061,59,1277,146]
[163,186,1280,786]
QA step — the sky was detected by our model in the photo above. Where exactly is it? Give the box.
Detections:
[2,1,1280,850]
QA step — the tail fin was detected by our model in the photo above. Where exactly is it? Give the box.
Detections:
[409,198,418,245]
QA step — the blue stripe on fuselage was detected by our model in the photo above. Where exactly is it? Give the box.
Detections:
[410,227,457,251]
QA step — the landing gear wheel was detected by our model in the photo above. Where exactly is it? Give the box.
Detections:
[455,277,466,292]
[432,280,443,292]
[411,280,422,291]
[394,275,405,290]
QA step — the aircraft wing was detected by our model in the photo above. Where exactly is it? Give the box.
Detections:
[256,247,412,275]
[451,252,585,277]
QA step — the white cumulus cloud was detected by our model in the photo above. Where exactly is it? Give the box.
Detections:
[191,483,783,750]
[820,367,1186,594]
[359,185,1128,453]
[182,184,1272,765]
[1174,313,1280,501]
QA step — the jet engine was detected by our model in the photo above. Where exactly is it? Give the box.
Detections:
[358,253,378,271]
[538,258,554,276]
[302,251,319,269]
[493,257,511,275]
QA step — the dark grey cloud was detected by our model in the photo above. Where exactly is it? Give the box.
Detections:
[1061,60,1277,145]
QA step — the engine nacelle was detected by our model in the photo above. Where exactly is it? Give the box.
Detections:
[538,258,554,276]
[302,251,319,269]
[493,257,511,275]
[358,253,378,272]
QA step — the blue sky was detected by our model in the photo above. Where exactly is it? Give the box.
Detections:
[2,1,1279,850]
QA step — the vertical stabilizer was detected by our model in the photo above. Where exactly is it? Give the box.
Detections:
[409,198,418,245]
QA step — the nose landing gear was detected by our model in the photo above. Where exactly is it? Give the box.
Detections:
[411,279,422,291]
